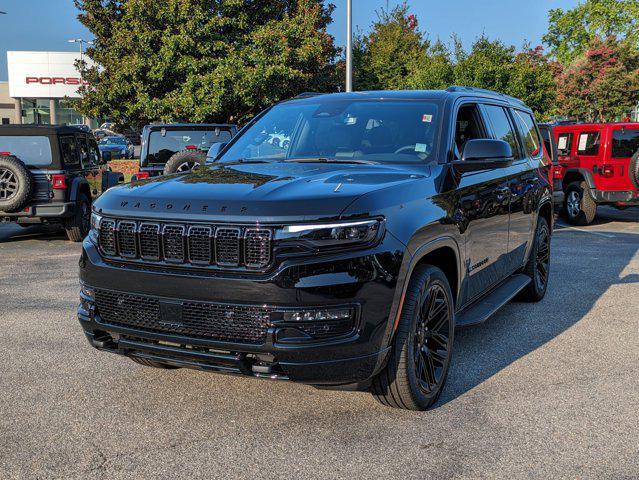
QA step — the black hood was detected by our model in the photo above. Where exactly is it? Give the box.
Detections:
[95,162,430,223]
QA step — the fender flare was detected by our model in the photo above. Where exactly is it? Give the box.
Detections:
[562,168,595,190]
[69,177,90,203]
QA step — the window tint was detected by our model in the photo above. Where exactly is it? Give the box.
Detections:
[513,110,542,157]
[482,105,520,158]
[453,104,486,160]
[577,132,600,156]
[78,136,90,168]
[612,128,639,158]
[0,136,53,166]
[148,129,234,164]
[557,133,573,156]
[59,136,79,166]
[88,139,100,166]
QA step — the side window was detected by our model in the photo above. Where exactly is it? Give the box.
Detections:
[557,133,573,156]
[611,128,639,158]
[59,136,79,167]
[482,104,521,159]
[88,139,100,167]
[78,136,90,168]
[577,132,600,156]
[453,104,487,160]
[513,110,542,157]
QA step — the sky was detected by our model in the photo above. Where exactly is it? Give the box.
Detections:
[0,0,580,81]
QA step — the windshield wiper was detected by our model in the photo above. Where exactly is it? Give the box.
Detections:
[283,157,378,165]
[217,158,278,166]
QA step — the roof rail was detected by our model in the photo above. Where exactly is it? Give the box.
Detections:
[294,92,323,99]
[446,85,526,106]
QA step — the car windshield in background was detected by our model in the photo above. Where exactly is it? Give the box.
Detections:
[99,137,127,145]
[219,99,441,164]
[0,136,53,166]
[147,129,233,164]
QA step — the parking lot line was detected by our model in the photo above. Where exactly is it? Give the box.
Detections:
[555,222,616,238]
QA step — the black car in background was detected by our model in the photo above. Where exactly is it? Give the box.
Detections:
[0,125,122,241]
[78,88,553,409]
[136,123,237,178]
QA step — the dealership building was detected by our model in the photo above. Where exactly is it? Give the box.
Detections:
[0,51,96,126]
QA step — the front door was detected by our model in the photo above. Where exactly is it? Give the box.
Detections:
[450,103,511,305]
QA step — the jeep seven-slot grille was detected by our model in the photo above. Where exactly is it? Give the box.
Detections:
[94,290,271,344]
[98,219,272,270]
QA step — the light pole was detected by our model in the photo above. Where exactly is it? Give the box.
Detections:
[68,38,93,63]
[345,0,353,92]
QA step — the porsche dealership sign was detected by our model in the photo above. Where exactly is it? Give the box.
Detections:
[7,51,93,98]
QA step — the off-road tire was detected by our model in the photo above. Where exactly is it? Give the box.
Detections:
[163,149,207,175]
[130,357,181,369]
[64,193,91,242]
[0,155,33,213]
[630,150,639,190]
[518,216,550,302]
[371,265,455,410]
[564,181,596,225]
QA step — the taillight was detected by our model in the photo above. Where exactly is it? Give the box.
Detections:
[0,151,11,155]
[136,171,150,180]
[185,145,197,150]
[601,165,614,178]
[552,166,564,179]
[51,174,67,189]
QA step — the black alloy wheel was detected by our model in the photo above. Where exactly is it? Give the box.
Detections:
[518,216,551,302]
[0,168,18,201]
[372,265,454,410]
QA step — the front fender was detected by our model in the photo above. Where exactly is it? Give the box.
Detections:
[69,177,90,203]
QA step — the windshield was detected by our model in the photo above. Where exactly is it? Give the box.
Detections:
[0,136,53,166]
[219,99,441,164]
[147,128,233,164]
[99,137,127,145]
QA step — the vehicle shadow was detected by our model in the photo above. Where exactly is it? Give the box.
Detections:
[438,228,639,407]
[590,206,639,225]
[0,224,66,243]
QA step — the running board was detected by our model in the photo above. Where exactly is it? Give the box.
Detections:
[455,274,531,328]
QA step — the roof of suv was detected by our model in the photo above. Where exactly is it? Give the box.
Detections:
[143,123,236,130]
[285,86,529,109]
[0,125,90,136]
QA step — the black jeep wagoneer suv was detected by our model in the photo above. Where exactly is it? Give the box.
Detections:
[78,87,553,410]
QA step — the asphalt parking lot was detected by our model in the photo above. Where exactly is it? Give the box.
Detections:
[0,207,638,479]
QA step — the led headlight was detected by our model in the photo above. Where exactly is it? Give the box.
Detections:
[277,219,382,248]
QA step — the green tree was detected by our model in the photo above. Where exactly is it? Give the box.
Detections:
[543,0,639,64]
[74,0,338,126]
[556,36,639,122]
[353,3,428,90]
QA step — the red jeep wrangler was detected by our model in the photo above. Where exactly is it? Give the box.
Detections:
[552,122,639,225]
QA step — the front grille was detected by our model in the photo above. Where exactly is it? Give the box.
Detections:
[94,290,271,344]
[98,218,272,270]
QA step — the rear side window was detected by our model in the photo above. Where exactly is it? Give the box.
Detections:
[78,137,90,168]
[88,139,100,166]
[557,133,573,156]
[577,132,600,156]
[59,136,79,166]
[612,129,639,158]
[482,105,521,158]
[513,110,542,157]
[0,136,53,166]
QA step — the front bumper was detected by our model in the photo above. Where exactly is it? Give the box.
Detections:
[77,235,404,387]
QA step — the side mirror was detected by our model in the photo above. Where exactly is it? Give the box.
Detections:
[101,151,112,163]
[452,139,513,172]
[205,142,228,164]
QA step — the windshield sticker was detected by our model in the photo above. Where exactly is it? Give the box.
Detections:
[558,136,568,150]
[415,143,427,153]
[578,134,589,151]
[422,114,433,123]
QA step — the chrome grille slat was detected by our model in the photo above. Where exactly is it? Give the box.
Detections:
[98,218,272,270]
[117,220,137,258]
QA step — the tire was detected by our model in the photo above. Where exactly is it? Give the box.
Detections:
[564,181,596,225]
[518,216,551,302]
[630,150,639,190]
[64,193,91,242]
[129,356,181,369]
[371,265,455,410]
[163,149,207,175]
[0,155,33,213]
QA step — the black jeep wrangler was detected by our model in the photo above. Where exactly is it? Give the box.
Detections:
[136,123,237,178]
[78,88,553,410]
[0,125,122,242]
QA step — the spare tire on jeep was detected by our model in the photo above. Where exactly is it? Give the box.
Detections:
[0,154,33,213]
[630,150,639,190]
[163,149,207,175]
